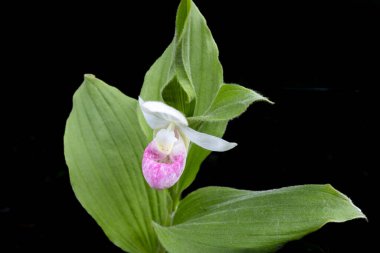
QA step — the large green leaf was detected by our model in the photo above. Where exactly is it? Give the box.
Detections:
[189,84,273,123]
[154,185,365,253]
[64,75,170,253]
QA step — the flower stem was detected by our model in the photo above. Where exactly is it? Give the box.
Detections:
[168,185,181,225]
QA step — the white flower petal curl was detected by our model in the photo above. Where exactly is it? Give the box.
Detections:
[139,97,188,128]
[178,125,237,152]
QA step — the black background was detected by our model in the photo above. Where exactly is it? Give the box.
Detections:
[1,0,377,252]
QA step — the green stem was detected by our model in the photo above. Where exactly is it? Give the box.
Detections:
[168,185,181,225]
[156,187,181,253]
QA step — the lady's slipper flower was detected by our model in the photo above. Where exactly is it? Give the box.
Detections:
[139,97,237,189]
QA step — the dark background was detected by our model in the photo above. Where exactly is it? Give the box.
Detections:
[1,0,377,252]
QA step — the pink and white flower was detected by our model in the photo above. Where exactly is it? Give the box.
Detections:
[139,97,237,189]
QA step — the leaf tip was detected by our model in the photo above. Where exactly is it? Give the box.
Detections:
[82,74,108,90]
[246,88,274,105]
[324,184,367,222]
[346,198,367,221]
[84,73,96,80]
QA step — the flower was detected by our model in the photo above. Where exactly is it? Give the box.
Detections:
[139,97,237,189]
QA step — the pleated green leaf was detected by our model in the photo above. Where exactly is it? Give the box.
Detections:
[64,75,170,253]
[154,185,365,253]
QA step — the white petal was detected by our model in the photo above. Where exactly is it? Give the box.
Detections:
[154,129,177,155]
[139,97,188,129]
[179,125,237,152]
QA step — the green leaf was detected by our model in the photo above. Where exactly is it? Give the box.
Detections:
[162,76,195,117]
[140,0,222,116]
[64,75,170,253]
[189,84,273,123]
[179,1,223,116]
[154,185,365,253]
[175,0,191,38]
[140,41,176,102]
